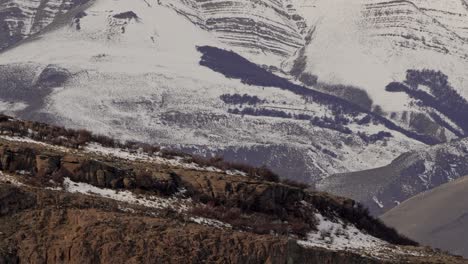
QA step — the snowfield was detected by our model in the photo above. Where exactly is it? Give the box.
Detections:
[289,0,468,111]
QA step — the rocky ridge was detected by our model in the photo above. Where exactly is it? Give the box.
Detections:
[166,0,306,64]
[0,115,465,263]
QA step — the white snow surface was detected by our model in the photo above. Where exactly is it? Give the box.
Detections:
[290,0,468,112]
[0,101,27,115]
[298,212,425,258]
[85,143,246,175]
[63,177,189,211]
[0,171,25,186]
[299,212,387,251]
[1,0,459,181]
[189,216,232,229]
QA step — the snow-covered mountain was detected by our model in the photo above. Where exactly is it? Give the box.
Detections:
[167,0,306,65]
[288,0,468,108]
[0,0,467,186]
[318,137,468,215]
[0,0,91,51]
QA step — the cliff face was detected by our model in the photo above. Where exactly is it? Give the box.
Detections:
[0,116,465,263]
[0,185,401,264]
[166,0,305,64]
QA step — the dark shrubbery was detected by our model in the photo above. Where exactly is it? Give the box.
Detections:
[190,204,313,238]
[298,73,318,86]
[281,179,310,189]
[113,11,139,20]
[308,194,418,246]
[229,107,292,119]
[0,115,120,149]
[0,114,282,183]
[321,148,338,158]
[0,114,163,154]
[228,107,353,135]
[357,115,372,125]
[186,155,280,182]
[198,46,438,145]
[386,69,468,135]
[316,83,373,111]
[311,116,352,134]
[220,93,264,105]
[357,131,393,144]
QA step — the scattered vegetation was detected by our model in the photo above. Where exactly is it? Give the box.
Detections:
[357,131,393,144]
[161,152,281,183]
[280,179,310,189]
[220,93,265,105]
[198,46,439,145]
[113,11,139,20]
[308,194,418,246]
[386,69,468,135]
[0,114,418,249]
[190,204,314,238]
[228,107,352,135]
[316,83,374,111]
[0,115,281,182]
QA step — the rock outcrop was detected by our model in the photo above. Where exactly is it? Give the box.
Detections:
[167,0,305,63]
[0,130,465,263]
[0,184,436,264]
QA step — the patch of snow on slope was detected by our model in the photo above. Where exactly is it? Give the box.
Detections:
[298,212,426,258]
[63,177,188,211]
[85,143,245,175]
[0,171,24,186]
[0,101,28,115]
[299,212,387,251]
[0,135,48,146]
[373,196,384,209]
[189,216,232,229]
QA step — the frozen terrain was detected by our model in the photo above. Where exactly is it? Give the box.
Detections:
[0,0,467,186]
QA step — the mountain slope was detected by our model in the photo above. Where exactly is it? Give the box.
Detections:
[1,115,463,263]
[0,0,467,186]
[0,0,432,184]
[318,137,468,215]
[166,0,306,65]
[288,0,468,109]
[0,0,90,51]
[382,175,468,258]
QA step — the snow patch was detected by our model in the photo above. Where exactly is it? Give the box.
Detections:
[63,177,188,211]
[0,171,24,186]
[372,196,384,209]
[189,216,232,229]
[298,212,387,251]
[298,212,425,258]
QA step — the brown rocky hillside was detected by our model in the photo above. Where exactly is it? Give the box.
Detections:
[0,115,465,264]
